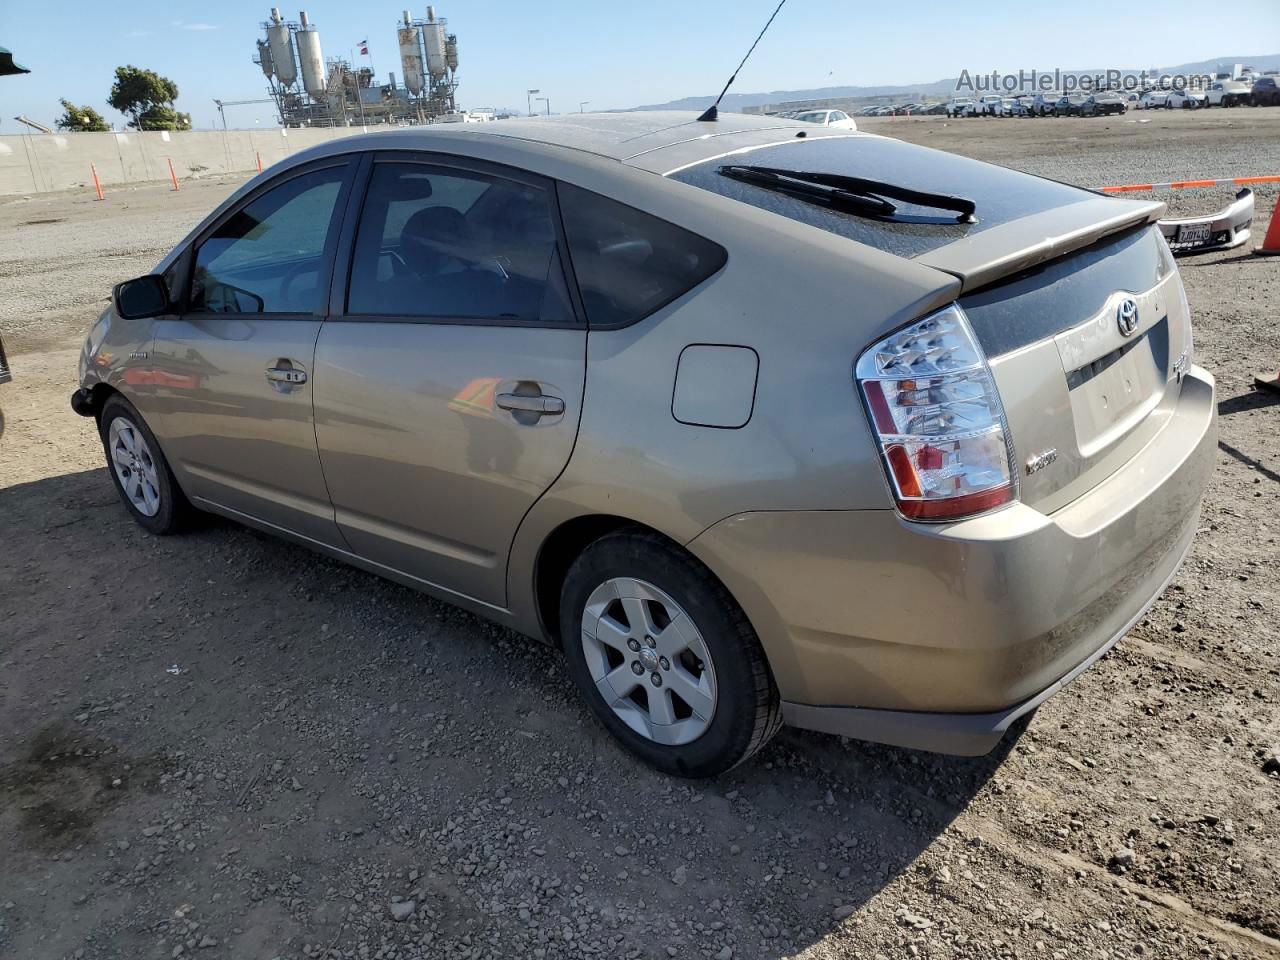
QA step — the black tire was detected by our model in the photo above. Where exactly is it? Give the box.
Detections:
[559,530,782,778]
[98,394,193,535]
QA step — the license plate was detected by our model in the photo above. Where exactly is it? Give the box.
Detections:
[1177,222,1212,245]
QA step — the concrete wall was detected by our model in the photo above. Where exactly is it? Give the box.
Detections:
[0,127,391,196]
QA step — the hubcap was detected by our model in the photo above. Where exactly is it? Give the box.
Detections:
[108,417,162,517]
[580,577,717,746]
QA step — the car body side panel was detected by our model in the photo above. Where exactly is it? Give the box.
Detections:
[150,317,345,547]
[504,198,961,639]
[77,308,160,419]
[312,322,587,608]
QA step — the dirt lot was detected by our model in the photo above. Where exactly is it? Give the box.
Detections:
[1,108,1278,960]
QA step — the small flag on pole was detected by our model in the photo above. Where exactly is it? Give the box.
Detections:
[358,39,369,55]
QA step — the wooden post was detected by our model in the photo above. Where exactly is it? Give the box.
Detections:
[90,163,105,201]
[167,157,180,191]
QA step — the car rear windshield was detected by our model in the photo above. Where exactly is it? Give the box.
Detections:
[670,136,1091,259]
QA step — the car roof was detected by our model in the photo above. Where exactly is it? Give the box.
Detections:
[285,110,862,176]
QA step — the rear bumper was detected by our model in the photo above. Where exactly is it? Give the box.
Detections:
[1159,188,1254,254]
[688,366,1215,754]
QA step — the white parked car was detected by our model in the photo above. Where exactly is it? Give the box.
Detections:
[1166,88,1208,109]
[945,98,975,117]
[975,94,1005,116]
[1137,90,1170,110]
[1206,80,1251,107]
[791,109,858,130]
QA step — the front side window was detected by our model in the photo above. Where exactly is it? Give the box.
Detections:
[190,166,346,314]
[558,183,727,328]
[347,161,573,323]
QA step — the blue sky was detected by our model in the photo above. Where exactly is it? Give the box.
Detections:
[2,0,1278,130]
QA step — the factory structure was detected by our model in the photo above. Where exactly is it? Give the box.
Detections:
[254,7,463,127]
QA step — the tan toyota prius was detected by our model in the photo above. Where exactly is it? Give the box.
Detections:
[74,112,1215,777]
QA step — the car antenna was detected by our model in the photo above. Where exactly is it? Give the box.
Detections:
[696,0,789,122]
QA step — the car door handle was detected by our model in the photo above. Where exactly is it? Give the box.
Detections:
[266,366,307,385]
[495,393,564,416]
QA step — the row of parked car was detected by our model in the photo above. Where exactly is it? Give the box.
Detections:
[775,75,1280,129]
[945,75,1280,118]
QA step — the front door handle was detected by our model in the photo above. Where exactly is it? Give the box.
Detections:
[266,366,308,385]
[495,393,564,416]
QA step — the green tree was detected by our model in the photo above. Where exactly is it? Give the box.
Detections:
[107,65,190,131]
[55,98,110,132]
[136,105,192,131]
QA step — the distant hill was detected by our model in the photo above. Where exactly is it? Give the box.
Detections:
[630,54,1280,111]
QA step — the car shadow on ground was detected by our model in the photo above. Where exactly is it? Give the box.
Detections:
[1,467,1021,957]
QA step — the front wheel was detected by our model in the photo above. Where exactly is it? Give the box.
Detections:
[99,395,193,535]
[559,531,781,778]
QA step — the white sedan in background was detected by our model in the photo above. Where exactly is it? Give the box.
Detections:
[1166,88,1208,109]
[791,109,858,130]
[1137,90,1170,109]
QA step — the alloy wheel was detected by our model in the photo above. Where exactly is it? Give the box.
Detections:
[580,577,717,746]
[108,417,162,517]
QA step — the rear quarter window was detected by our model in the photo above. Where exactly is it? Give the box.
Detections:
[558,183,727,327]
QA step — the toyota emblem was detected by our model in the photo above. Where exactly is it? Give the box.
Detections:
[1117,298,1139,337]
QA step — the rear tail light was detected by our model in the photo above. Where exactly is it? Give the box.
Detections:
[856,304,1017,521]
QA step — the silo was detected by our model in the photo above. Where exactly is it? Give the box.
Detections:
[266,8,297,88]
[445,35,458,73]
[423,7,447,80]
[256,39,275,78]
[398,12,424,96]
[296,11,326,100]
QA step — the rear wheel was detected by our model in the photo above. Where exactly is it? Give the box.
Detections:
[559,531,781,778]
[99,395,193,535]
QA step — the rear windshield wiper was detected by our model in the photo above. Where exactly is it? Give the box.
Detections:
[718,165,978,225]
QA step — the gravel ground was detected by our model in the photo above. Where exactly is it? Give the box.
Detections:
[1,108,1278,960]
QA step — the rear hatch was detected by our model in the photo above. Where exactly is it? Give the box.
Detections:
[668,134,1186,514]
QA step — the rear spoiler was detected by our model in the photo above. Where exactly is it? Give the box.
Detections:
[914,196,1165,293]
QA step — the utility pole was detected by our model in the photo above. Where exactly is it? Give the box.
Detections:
[579,100,590,112]
[526,88,539,117]
[537,97,550,116]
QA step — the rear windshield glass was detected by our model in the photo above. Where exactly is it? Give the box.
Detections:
[670,136,1093,259]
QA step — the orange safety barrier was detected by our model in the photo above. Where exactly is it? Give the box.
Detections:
[167,157,180,191]
[90,163,104,201]
[1101,174,1280,193]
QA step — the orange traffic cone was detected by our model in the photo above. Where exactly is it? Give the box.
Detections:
[1258,194,1280,255]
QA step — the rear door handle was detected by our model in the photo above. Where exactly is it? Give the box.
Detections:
[496,393,564,416]
[266,366,308,385]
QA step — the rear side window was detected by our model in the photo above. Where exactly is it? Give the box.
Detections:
[347,161,574,324]
[558,183,726,327]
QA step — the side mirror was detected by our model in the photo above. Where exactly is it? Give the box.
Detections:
[113,275,171,320]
